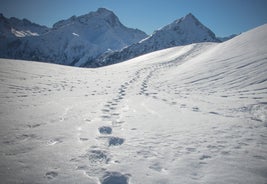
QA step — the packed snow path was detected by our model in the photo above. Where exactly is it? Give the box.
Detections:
[0,25,267,184]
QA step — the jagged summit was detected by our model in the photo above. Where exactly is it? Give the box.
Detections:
[0,8,147,66]
[53,8,122,29]
[174,13,196,24]
[82,7,116,21]
[90,13,219,67]
[153,13,217,43]
[1,10,222,67]
[152,13,199,33]
[0,13,49,38]
[86,7,122,27]
[95,7,115,16]
[183,13,196,20]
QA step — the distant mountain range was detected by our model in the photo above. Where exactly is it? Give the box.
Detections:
[0,8,147,66]
[89,13,220,67]
[0,8,235,67]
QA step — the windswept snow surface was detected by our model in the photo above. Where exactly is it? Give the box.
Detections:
[0,24,267,184]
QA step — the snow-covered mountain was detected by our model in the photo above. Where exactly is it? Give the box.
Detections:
[0,8,147,66]
[90,13,220,67]
[0,13,49,38]
[0,13,50,59]
[0,24,266,184]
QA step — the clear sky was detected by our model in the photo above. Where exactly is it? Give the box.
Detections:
[0,0,267,37]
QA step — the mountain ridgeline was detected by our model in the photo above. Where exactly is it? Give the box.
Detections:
[0,8,147,66]
[0,8,221,67]
[89,13,220,67]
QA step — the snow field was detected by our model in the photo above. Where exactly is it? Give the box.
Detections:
[0,24,267,183]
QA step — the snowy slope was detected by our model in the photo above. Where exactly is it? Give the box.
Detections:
[0,24,267,184]
[91,13,220,67]
[0,8,147,66]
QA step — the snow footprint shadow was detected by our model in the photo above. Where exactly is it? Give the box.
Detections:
[101,172,130,184]
[45,171,58,179]
[99,126,112,134]
[108,137,124,146]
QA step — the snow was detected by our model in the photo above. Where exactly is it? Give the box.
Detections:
[0,15,49,38]
[11,28,40,37]
[0,8,147,66]
[72,32,79,37]
[0,24,267,184]
[94,13,220,67]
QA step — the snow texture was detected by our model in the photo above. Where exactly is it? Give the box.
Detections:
[0,24,267,184]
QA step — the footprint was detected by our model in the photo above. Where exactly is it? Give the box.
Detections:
[149,162,167,173]
[26,123,41,128]
[209,111,219,115]
[76,165,89,170]
[86,150,110,164]
[111,102,118,106]
[17,134,37,141]
[253,155,266,160]
[101,172,130,184]
[80,138,89,141]
[119,89,125,93]
[45,171,58,179]
[192,107,200,112]
[199,155,211,160]
[101,115,111,119]
[99,126,112,135]
[117,96,123,100]
[102,109,110,113]
[108,137,124,146]
[186,147,197,152]
[46,138,63,145]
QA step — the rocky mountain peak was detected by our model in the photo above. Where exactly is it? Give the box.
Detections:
[53,8,122,29]
[90,13,220,67]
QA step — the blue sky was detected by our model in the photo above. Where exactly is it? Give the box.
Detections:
[0,0,267,37]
